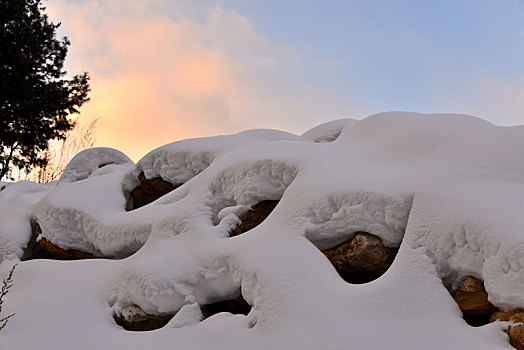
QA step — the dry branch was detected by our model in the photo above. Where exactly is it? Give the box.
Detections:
[0,263,18,331]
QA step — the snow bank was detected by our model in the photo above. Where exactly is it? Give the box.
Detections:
[30,131,297,258]
[0,112,523,350]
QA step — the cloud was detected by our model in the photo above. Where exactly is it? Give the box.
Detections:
[46,1,364,160]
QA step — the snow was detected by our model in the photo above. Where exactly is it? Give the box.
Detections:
[299,118,358,143]
[59,147,134,183]
[122,129,298,195]
[0,112,523,349]
[0,181,54,261]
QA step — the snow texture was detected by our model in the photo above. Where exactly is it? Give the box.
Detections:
[0,112,523,349]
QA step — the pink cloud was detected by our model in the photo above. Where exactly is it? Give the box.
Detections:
[47,1,364,160]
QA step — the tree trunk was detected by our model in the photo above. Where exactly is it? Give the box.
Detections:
[0,144,16,181]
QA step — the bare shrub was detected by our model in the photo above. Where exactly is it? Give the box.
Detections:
[28,118,99,183]
[0,264,18,331]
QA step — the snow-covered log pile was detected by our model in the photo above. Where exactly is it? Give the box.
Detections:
[0,112,523,349]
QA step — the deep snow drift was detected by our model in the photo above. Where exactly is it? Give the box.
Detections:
[0,112,523,349]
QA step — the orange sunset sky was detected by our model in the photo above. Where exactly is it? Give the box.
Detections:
[47,1,363,161]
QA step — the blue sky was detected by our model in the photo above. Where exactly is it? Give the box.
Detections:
[49,0,524,159]
[229,0,524,122]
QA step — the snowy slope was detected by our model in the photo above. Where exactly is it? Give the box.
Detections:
[0,112,522,349]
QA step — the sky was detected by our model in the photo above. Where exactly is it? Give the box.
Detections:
[46,0,524,161]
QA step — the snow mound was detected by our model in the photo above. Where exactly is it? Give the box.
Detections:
[59,147,133,183]
[0,112,523,350]
[122,129,298,194]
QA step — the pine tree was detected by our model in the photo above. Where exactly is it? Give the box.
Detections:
[0,0,90,180]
